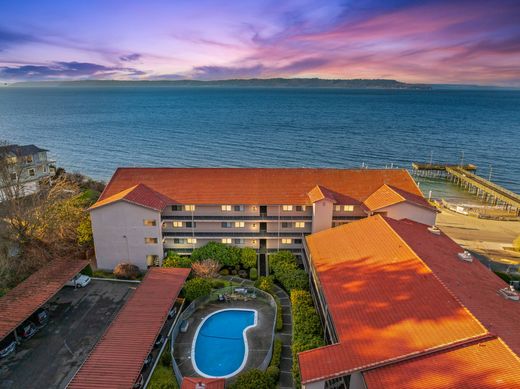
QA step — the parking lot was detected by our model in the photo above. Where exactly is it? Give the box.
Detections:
[0,279,135,389]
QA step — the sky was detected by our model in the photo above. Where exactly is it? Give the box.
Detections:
[0,0,519,85]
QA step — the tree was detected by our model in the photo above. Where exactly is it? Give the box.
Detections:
[191,259,221,278]
[184,278,212,301]
[191,241,240,267]
[241,247,257,269]
[162,251,192,268]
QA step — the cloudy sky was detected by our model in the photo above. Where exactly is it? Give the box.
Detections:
[1,0,519,85]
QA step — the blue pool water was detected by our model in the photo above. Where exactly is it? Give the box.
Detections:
[193,309,256,378]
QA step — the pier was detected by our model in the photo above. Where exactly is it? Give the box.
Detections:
[411,162,520,215]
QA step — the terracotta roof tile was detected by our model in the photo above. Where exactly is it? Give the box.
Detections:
[91,183,171,211]
[181,377,226,389]
[364,184,433,211]
[364,337,520,389]
[300,216,488,384]
[96,168,422,206]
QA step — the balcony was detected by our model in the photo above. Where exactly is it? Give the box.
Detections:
[161,215,312,221]
[163,231,306,238]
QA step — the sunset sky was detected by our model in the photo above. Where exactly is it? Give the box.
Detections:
[0,0,519,85]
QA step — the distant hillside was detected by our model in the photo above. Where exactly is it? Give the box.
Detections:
[10,78,432,89]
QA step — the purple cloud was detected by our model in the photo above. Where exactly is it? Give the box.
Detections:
[119,53,141,62]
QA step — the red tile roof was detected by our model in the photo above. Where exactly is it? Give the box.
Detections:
[90,183,171,211]
[386,217,520,356]
[300,215,489,384]
[0,258,88,341]
[363,184,433,211]
[67,267,190,389]
[364,337,520,389]
[96,168,423,206]
[181,377,226,389]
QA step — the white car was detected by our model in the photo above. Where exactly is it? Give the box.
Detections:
[65,273,91,288]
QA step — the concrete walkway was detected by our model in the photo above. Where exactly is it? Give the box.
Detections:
[221,276,294,389]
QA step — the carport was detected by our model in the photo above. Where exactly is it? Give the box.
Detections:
[67,267,190,389]
[0,258,89,343]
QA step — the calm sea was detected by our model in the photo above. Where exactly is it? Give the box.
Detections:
[1,86,519,201]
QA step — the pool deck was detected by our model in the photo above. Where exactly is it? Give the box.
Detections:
[173,298,276,382]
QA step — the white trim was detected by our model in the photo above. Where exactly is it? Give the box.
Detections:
[191,308,258,379]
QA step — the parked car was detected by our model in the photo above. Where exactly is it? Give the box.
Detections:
[143,353,153,368]
[65,273,91,288]
[167,306,177,320]
[30,308,49,328]
[16,321,37,340]
[154,334,165,348]
[0,334,17,358]
[133,374,144,389]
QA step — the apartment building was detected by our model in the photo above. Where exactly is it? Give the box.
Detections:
[89,168,437,271]
[0,144,56,200]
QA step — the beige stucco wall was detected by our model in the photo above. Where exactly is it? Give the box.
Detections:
[91,201,163,270]
[312,199,334,233]
[378,202,437,226]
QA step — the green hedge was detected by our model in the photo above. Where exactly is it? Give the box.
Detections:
[241,247,258,269]
[229,369,274,389]
[255,276,274,293]
[291,289,325,388]
[270,251,309,292]
[249,267,258,280]
[163,251,193,268]
[274,295,283,332]
[184,278,212,301]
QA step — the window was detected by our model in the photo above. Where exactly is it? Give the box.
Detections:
[281,222,291,228]
[145,237,158,244]
[222,238,232,244]
[26,155,33,164]
[185,205,196,211]
[282,205,293,211]
[294,239,303,244]
[343,205,354,212]
[172,205,183,211]
[186,221,196,228]
[173,238,187,244]
[10,172,17,181]
[221,205,232,211]
[295,205,306,211]
[295,222,305,228]
[28,169,35,177]
[251,240,257,244]
[234,239,245,245]
[335,205,341,212]
[143,219,157,227]
[173,221,183,228]
[281,238,292,244]
[146,255,160,266]
[187,238,197,244]
[234,205,244,211]
[222,222,233,228]
[234,221,245,228]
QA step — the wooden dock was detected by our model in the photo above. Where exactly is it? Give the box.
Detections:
[412,162,477,172]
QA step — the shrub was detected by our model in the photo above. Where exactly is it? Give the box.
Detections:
[291,289,325,388]
[211,280,226,289]
[229,369,274,389]
[184,278,212,301]
[147,364,178,389]
[249,267,258,281]
[270,338,283,368]
[241,247,257,269]
[162,252,192,268]
[191,242,240,267]
[219,268,230,276]
[269,251,308,292]
[255,276,274,293]
[274,295,283,331]
[191,259,221,278]
[265,366,280,386]
[81,264,93,277]
[113,263,140,280]
[238,269,248,278]
[160,343,172,367]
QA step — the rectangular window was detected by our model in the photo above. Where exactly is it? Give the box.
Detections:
[222,238,232,244]
[185,205,196,211]
[234,238,245,245]
[173,238,187,244]
[172,205,183,211]
[281,222,291,228]
[343,205,354,212]
[28,168,35,177]
[143,219,157,227]
[144,237,158,244]
[281,238,292,244]
[187,238,197,244]
[335,205,341,212]
[221,205,232,211]
[173,221,183,228]
[296,205,307,212]
[185,221,196,228]
[294,239,303,244]
[222,222,233,228]
[282,205,293,211]
[295,222,305,228]
[26,155,33,163]
[234,205,244,211]
[234,221,245,228]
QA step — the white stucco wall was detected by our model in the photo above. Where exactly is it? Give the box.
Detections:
[378,202,437,226]
[312,199,334,233]
[90,201,163,270]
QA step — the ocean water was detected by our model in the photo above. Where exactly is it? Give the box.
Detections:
[0,86,519,201]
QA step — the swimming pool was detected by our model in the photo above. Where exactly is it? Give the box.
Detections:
[192,309,257,378]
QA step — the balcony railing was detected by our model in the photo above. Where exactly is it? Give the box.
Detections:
[163,231,306,238]
[161,215,313,221]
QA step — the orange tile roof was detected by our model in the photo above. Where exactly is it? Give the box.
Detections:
[181,377,226,389]
[90,183,170,211]
[96,168,423,206]
[0,258,88,341]
[364,337,520,389]
[300,215,488,384]
[386,217,520,356]
[67,267,190,389]
[363,184,433,211]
